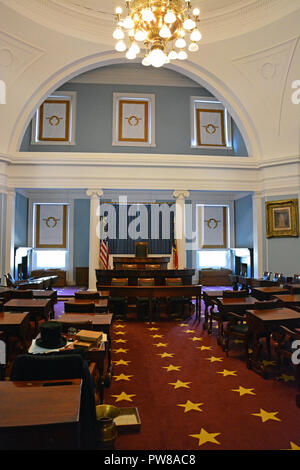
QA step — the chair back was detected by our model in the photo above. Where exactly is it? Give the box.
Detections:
[254,299,283,309]
[64,302,95,313]
[166,278,183,286]
[10,351,97,449]
[262,272,272,280]
[145,264,161,270]
[135,242,148,258]
[121,264,138,269]
[223,289,248,298]
[138,278,155,287]
[11,289,33,299]
[4,274,15,288]
[111,278,128,286]
[273,273,284,282]
[74,291,99,300]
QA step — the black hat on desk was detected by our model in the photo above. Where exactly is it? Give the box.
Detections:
[36,321,67,349]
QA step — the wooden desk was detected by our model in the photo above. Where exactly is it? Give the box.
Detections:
[96,268,195,287]
[285,283,300,294]
[251,286,289,300]
[0,379,81,449]
[17,276,58,290]
[274,294,300,308]
[4,299,52,330]
[113,256,170,269]
[57,313,113,395]
[246,307,300,377]
[98,285,202,322]
[0,312,30,361]
[217,296,258,313]
[64,298,108,313]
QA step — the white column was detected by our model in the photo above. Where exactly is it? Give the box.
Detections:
[4,189,15,277]
[173,190,190,269]
[252,191,264,278]
[86,189,103,290]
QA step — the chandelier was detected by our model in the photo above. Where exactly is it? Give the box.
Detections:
[113,0,202,68]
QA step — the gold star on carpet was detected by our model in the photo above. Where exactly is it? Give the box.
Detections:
[157,352,174,358]
[113,348,129,353]
[154,342,168,347]
[162,364,182,372]
[113,338,127,343]
[206,356,223,363]
[115,331,126,335]
[147,327,159,331]
[111,391,136,402]
[262,360,276,367]
[197,345,212,351]
[114,359,131,366]
[114,324,126,328]
[177,400,203,413]
[251,409,281,423]
[189,336,203,342]
[151,334,164,338]
[183,329,195,333]
[190,428,221,447]
[232,386,255,396]
[169,380,191,389]
[278,374,295,382]
[178,323,189,327]
[283,441,300,450]
[113,373,133,381]
[217,369,237,377]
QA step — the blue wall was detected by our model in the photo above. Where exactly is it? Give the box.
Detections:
[14,192,28,248]
[73,199,90,274]
[234,195,253,248]
[20,82,248,157]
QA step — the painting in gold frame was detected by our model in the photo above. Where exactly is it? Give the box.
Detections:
[265,199,299,238]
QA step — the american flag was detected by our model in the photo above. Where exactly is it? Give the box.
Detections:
[100,239,109,269]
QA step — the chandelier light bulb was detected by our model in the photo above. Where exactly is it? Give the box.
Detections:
[115,40,127,52]
[188,42,199,52]
[175,37,186,49]
[183,18,196,30]
[134,29,147,41]
[149,48,167,68]
[178,49,188,60]
[190,28,202,42]
[115,6,123,14]
[159,25,171,39]
[123,15,134,29]
[142,7,155,22]
[193,8,200,16]
[126,47,136,60]
[164,10,176,24]
[142,55,151,66]
[168,49,178,60]
[131,41,140,55]
[113,27,125,40]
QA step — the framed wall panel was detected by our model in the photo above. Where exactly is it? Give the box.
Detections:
[201,206,228,248]
[38,99,70,142]
[196,109,226,147]
[35,204,68,248]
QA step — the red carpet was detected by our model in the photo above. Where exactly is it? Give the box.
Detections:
[105,308,300,451]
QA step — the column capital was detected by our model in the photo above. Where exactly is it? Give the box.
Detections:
[86,189,103,199]
[173,190,190,200]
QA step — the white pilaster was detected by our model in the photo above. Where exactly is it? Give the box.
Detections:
[4,189,15,278]
[86,189,103,290]
[252,191,263,278]
[173,190,190,269]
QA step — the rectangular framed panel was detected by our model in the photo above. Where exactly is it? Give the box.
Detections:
[118,100,149,142]
[35,204,68,248]
[202,206,227,248]
[196,109,226,147]
[265,199,299,238]
[38,99,70,142]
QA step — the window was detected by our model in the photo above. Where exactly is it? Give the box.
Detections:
[191,96,232,149]
[197,250,230,269]
[34,250,67,269]
[112,92,155,147]
[31,91,76,145]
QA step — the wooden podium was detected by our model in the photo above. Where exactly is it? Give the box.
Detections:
[113,256,170,270]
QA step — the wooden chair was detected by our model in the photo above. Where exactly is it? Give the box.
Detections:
[64,302,95,313]
[262,271,272,281]
[145,264,161,270]
[165,278,192,318]
[74,291,100,300]
[108,278,128,318]
[273,273,284,283]
[135,242,148,258]
[136,278,160,321]
[121,264,138,269]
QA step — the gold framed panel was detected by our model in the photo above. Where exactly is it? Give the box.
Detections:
[265,199,299,238]
[196,109,226,147]
[38,99,70,142]
[118,99,149,142]
[35,204,68,248]
[202,207,228,248]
